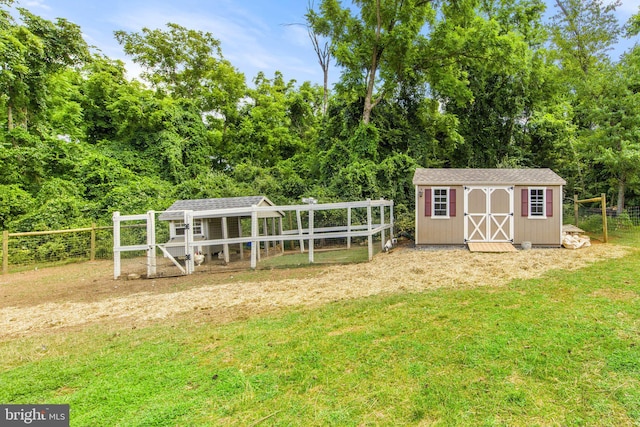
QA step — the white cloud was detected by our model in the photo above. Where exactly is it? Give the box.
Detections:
[104,2,321,83]
[28,0,328,86]
[282,23,311,48]
[22,0,50,10]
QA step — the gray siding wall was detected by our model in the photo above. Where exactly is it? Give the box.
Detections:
[205,217,241,253]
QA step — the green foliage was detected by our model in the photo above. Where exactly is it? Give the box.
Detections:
[310,0,436,123]
[8,178,94,231]
[114,23,245,115]
[0,184,33,229]
[0,128,47,190]
[173,171,251,201]
[80,56,129,143]
[330,160,380,200]
[626,9,640,36]
[549,0,621,76]
[100,176,174,215]
[0,0,638,236]
[376,153,418,206]
[1,7,89,131]
[229,72,315,167]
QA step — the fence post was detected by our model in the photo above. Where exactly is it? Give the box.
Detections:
[380,199,386,250]
[113,212,121,279]
[263,218,269,257]
[574,194,579,226]
[278,217,285,254]
[308,206,315,264]
[2,230,8,275]
[367,199,373,261]
[184,210,194,275]
[251,206,258,269]
[390,201,394,238]
[147,211,156,277]
[90,223,96,261]
[347,207,352,249]
[601,193,608,243]
[238,219,244,260]
[222,216,230,264]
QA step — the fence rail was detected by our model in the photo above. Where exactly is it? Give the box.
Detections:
[1,224,144,275]
[113,199,395,279]
[2,200,395,276]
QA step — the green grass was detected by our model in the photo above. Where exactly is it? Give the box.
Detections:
[258,246,377,268]
[1,237,639,425]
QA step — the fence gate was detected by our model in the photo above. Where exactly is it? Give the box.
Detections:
[464,186,514,243]
[112,211,194,279]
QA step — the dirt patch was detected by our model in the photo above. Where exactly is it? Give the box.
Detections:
[590,289,639,301]
[0,244,634,339]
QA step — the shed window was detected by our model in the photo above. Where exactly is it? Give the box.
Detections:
[433,188,449,217]
[529,188,545,217]
[175,219,203,236]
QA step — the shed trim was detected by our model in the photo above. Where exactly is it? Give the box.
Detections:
[413,168,566,186]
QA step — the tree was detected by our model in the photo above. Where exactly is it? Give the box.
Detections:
[548,0,633,206]
[81,56,130,143]
[305,1,333,114]
[549,0,621,76]
[309,0,435,124]
[585,48,640,212]
[0,6,89,131]
[114,23,245,118]
[626,8,640,37]
[231,72,311,167]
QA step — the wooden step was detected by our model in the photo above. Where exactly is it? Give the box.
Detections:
[467,242,517,253]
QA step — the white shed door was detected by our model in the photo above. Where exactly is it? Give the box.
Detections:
[464,186,514,243]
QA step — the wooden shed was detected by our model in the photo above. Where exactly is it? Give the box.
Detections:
[413,168,566,247]
[158,196,284,262]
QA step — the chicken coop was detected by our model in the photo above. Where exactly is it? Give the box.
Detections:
[158,196,284,263]
[112,197,394,279]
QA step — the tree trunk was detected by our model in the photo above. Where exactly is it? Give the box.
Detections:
[362,0,381,125]
[323,65,329,115]
[617,176,625,214]
[362,65,377,124]
[7,104,13,131]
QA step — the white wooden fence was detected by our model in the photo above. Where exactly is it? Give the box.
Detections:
[113,199,394,279]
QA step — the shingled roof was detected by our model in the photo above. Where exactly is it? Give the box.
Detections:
[412,168,566,186]
[159,196,280,220]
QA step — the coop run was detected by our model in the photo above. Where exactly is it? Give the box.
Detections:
[112,197,394,279]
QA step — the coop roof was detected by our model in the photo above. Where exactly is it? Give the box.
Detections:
[412,168,566,186]
[159,196,282,221]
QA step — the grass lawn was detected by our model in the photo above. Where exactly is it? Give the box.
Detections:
[1,233,639,426]
[258,246,376,268]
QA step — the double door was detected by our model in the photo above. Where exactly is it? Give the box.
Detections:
[463,186,514,243]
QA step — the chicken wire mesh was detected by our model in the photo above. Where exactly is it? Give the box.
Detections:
[5,232,93,267]
[3,201,394,276]
[2,226,114,271]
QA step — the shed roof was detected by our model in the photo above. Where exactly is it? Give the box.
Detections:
[412,168,566,186]
[159,196,281,220]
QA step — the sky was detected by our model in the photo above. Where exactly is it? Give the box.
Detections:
[13,0,640,87]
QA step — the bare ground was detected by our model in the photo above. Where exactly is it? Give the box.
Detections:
[0,243,633,340]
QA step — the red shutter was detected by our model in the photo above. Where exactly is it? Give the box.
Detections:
[424,188,431,217]
[521,188,528,216]
[450,188,456,217]
[546,188,553,217]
